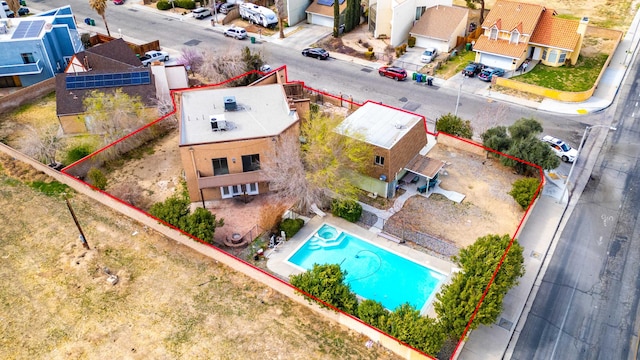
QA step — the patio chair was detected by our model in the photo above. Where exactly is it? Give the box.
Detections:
[417,184,427,194]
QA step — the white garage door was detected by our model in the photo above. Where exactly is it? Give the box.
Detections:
[478,53,513,70]
[307,13,334,28]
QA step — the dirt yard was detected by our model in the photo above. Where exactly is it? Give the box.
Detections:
[0,154,400,360]
[387,144,524,248]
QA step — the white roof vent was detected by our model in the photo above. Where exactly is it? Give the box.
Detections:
[394,123,404,129]
[210,114,228,131]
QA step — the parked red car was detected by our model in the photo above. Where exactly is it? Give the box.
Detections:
[378,66,407,81]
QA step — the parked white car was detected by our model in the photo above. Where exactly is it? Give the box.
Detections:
[421,47,438,63]
[140,50,169,66]
[192,7,212,19]
[542,135,579,163]
[224,27,248,40]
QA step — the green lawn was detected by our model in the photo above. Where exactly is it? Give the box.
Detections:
[511,54,608,92]
[436,49,476,79]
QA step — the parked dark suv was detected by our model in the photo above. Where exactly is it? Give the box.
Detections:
[462,62,483,77]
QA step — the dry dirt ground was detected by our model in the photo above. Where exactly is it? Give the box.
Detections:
[0,153,400,360]
[386,145,524,249]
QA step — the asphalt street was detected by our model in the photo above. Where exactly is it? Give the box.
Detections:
[29,0,589,147]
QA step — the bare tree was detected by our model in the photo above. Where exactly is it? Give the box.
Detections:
[475,103,508,139]
[198,47,248,84]
[109,181,150,209]
[83,89,148,151]
[176,47,204,73]
[262,110,373,213]
[89,0,112,37]
[198,46,266,86]
[274,0,287,39]
[20,124,66,165]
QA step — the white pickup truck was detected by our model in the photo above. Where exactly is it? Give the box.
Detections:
[140,50,169,66]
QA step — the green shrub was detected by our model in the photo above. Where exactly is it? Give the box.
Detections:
[87,168,107,190]
[175,0,196,9]
[156,0,172,10]
[65,144,95,165]
[331,199,362,222]
[279,218,304,238]
[435,113,473,139]
[509,177,540,209]
[408,36,416,48]
[29,181,72,198]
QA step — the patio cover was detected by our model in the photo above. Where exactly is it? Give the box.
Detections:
[405,154,445,179]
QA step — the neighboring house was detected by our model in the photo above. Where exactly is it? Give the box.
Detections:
[409,5,468,52]
[177,83,305,203]
[368,0,451,47]
[334,102,428,198]
[56,39,157,134]
[305,0,347,28]
[472,0,588,71]
[0,6,83,88]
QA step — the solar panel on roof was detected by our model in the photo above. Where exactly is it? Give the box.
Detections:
[317,0,334,6]
[11,22,29,39]
[11,20,45,39]
[25,20,45,38]
[65,71,151,91]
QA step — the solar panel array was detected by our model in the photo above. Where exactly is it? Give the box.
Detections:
[66,71,151,90]
[11,20,46,40]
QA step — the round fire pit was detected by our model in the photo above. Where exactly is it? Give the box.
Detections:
[230,233,243,244]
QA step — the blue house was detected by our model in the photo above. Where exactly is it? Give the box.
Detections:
[0,6,83,87]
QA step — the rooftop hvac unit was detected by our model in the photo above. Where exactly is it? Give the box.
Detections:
[223,96,237,111]
[210,114,227,131]
[0,23,7,34]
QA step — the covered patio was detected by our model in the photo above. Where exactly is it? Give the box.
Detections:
[399,154,465,203]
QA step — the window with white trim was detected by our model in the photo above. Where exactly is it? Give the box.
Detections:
[375,155,385,166]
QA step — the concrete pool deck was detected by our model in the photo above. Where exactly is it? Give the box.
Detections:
[265,213,456,316]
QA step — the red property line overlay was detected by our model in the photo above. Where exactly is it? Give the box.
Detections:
[62,66,544,360]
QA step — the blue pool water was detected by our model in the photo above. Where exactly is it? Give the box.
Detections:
[287,224,446,312]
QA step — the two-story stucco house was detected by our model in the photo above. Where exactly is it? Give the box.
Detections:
[473,0,588,71]
[0,6,83,88]
[176,83,305,204]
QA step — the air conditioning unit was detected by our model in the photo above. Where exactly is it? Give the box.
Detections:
[223,96,237,111]
[0,23,6,34]
[210,114,227,131]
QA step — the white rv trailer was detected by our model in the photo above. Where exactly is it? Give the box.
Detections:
[239,2,278,28]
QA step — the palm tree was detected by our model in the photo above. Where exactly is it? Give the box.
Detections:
[89,0,111,37]
[6,0,20,16]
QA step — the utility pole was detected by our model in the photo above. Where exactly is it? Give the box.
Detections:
[65,198,90,250]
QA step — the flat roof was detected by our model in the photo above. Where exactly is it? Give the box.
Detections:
[335,102,423,150]
[179,84,298,145]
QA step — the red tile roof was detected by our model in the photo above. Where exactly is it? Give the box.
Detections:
[473,36,528,58]
[530,9,581,50]
[482,0,544,34]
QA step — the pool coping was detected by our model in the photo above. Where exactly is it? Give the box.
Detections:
[266,214,457,317]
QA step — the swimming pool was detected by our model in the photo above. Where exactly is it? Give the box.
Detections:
[287,224,446,312]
